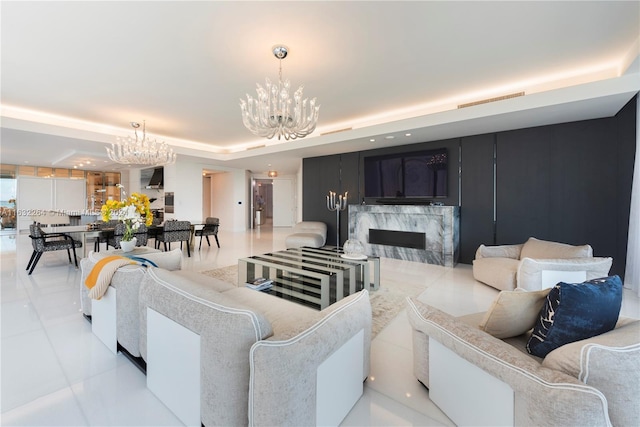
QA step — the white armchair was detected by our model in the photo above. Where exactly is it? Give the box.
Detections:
[472,237,613,291]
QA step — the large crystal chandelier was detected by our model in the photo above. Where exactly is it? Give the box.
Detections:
[107,121,176,166]
[240,45,320,141]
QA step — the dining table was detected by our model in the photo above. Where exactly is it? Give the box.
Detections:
[42,225,109,257]
[43,222,209,257]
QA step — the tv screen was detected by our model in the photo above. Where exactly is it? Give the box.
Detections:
[364,148,448,198]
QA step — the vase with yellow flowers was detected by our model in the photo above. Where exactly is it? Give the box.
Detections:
[101,193,153,250]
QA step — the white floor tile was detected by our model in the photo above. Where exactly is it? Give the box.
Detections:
[45,316,130,385]
[366,339,453,425]
[341,387,448,427]
[1,329,69,411]
[1,298,42,339]
[70,362,184,427]
[0,387,88,426]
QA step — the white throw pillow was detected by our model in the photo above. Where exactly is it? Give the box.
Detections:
[136,249,183,271]
[520,237,592,260]
[479,288,551,338]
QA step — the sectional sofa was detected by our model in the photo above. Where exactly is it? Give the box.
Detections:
[80,250,372,426]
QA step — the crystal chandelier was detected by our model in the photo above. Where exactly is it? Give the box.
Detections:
[107,121,176,166]
[240,45,320,141]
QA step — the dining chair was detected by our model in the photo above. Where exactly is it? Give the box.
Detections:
[195,217,220,250]
[26,222,83,275]
[156,220,191,257]
[107,222,149,250]
[94,220,119,252]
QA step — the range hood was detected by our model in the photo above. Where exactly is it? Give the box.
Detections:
[145,167,164,189]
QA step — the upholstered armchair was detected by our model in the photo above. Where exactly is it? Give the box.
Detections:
[285,221,327,249]
[156,220,191,257]
[26,223,82,274]
[194,217,220,249]
[472,237,613,291]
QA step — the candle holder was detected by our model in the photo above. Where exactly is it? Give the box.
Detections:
[326,190,348,249]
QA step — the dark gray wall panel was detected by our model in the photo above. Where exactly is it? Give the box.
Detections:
[460,134,495,263]
[303,155,340,245]
[614,95,637,277]
[302,96,637,275]
[339,152,360,246]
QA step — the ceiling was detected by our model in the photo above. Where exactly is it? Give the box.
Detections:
[1,1,639,175]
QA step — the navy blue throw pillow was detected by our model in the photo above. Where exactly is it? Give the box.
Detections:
[527,276,623,358]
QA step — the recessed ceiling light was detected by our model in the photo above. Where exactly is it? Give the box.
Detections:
[369,139,375,142]
[385,135,394,139]
[79,163,83,167]
[73,166,77,169]
[405,133,411,137]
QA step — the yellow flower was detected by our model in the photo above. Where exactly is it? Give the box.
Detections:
[101,192,153,227]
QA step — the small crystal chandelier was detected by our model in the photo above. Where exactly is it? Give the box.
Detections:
[107,121,176,166]
[240,45,320,141]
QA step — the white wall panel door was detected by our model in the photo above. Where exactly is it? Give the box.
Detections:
[17,177,86,230]
[272,179,294,227]
[17,177,53,230]
[54,179,86,212]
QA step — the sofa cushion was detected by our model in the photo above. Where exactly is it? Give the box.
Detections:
[479,288,551,339]
[224,287,320,339]
[542,318,640,379]
[475,243,523,260]
[527,276,623,357]
[149,268,231,302]
[472,257,520,291]
[137,248,183,271]
[173,270,236,293]
[520,237,592,260]
[285,232,325,249]
[89,248,183,271]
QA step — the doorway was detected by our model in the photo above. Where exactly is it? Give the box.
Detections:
[253,179,273,227]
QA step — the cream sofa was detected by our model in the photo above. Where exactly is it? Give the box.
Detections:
[473,237,613,291]
[79,249,184,356]
[138,267,372,427]
[81,256,372,426]
[407,297,640,427]
[285,221,327,249]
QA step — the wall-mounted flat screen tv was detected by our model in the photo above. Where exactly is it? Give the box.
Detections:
[364,148,448,198]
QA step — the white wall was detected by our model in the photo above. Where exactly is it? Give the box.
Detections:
[127,157,302,232]
[162,161,202,223]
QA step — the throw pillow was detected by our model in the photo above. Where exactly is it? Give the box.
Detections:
[526,276,623,358]
[520,237,592,260]
[479,288,551,338]
[137,248,183,271]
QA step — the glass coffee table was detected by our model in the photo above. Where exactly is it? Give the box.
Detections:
[238,247,379,310]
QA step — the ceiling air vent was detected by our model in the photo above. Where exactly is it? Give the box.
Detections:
[320,127,352,136]
[458,92,525,109]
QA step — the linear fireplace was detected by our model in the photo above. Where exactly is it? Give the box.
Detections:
[348,205,460,267]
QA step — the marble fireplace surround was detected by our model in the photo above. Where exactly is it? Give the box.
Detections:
[348,205,460,267]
